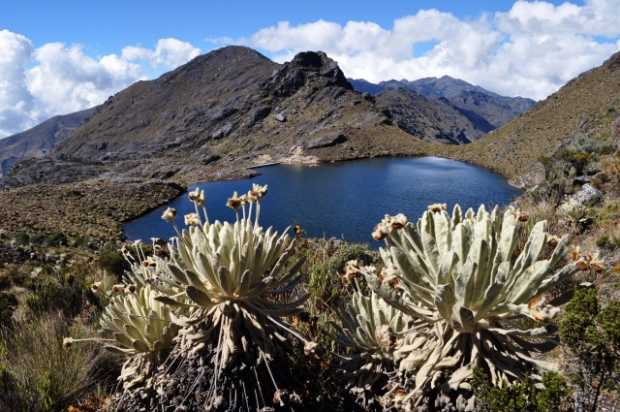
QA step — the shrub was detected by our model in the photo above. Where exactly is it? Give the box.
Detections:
[558,149,593,174]
[560,288,620,412]
[26,272,87,317]
[97,244,127,277]
[473,369,570,412]
[0,292,17,327]
[304,240,376,308]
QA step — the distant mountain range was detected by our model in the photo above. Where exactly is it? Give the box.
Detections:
[0,108,96,178]
[1,47,536,185]
[350,76,535,142]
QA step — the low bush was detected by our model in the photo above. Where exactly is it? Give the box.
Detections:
[560,287,620,412]
[473,369,571,412]
[26,272,87,318]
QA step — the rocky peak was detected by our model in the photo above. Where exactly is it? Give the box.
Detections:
[264,51,352,97]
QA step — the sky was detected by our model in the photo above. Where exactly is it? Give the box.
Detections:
[1,0,619,137]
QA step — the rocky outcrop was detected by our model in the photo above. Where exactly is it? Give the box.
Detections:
[559,183,603,213]
[305,133,347,149]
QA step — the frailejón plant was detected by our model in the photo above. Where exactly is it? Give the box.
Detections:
[368,204,580,407]
[152,184,311,410]
[65,284,179,389]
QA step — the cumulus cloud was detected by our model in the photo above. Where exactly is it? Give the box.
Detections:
[245,0,620,100]
[0,30,35,136]
[0,32,201,138]
[122,38,200,69]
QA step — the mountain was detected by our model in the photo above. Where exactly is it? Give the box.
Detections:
[6,47,422,186]
[375,88,477,144]
[0,108,96,177]
[350,76,535,138]
[451,51,620,185]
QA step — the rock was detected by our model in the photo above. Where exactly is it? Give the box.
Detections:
[275,113,286,122]
[248,106,271,126]
[559,183,603,213]
[305,133,348,149]
[210,123,233,140]
[571,183,602,205]
[198,154,220,165]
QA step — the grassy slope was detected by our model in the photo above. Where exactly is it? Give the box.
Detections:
[433,51,620,181]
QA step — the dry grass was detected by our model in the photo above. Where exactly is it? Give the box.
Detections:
[0,314,102,412]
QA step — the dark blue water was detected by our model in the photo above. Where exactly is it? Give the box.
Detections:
[124,157,520,245]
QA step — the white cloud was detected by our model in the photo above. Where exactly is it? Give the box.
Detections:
[244,0,620,100]
[122,38,200,69]
[0,33,201,138]
[0,30,34,136]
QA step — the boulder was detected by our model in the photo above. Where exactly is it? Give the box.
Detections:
[559,183,603,213]
[305,133,348,150]
[211,123,233,140]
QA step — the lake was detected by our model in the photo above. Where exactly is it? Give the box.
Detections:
[123,157,521,245]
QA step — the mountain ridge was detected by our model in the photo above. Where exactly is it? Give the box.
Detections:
[438,50,620,186]
[0,108,97,178]
[350,76,536,139]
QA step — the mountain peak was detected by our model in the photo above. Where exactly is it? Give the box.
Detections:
[265,50,352,97]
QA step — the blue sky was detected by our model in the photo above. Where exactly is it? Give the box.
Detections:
[1,0,575,56]
[1,0,618,137]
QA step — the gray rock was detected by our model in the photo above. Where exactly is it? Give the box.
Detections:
[305,133,347,149]
[571,183,602,206]
[275,112,286,122]
[210,123,233,140]
[559,183,602,213]
[248,106,271,126]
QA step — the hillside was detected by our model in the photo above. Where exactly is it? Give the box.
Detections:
[451,51,620,185]
[375,88,478,144]
[351,76,535,139]
[0,108,96,177]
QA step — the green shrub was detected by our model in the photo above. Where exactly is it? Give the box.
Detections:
[473,369,570,412]
[26,273,87,317]
[304,240,375,307]
[97,244,127,277]
[0,293,17,327]
[14,231,30,246]
[560,288,620,412]
[559,149,593,174]
[596,234,620,250]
